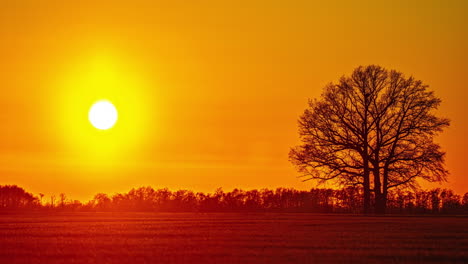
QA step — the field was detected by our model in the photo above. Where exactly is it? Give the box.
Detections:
[0,213,466,263]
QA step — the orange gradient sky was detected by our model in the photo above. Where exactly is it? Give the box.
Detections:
[0,0,467,201]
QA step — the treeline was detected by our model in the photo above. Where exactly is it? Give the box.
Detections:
[1,185,467,214]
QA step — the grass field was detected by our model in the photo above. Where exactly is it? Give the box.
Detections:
[0,213,466,263]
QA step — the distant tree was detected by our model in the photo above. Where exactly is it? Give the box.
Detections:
[1,184,466,214]
[290,65,449,213]
[92,193,111,211]
[50,195,56,208]
[462,193,468,211]
[68,200,83,211]
[440,189,462,213]
[0,185,38,210]
[38,193,44,206]
[59,193,67,208]
[429,189,441,213]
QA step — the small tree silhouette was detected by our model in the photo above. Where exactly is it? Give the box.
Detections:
[59,193,67,208]
[50,195,56,208]
[38,193,44,205]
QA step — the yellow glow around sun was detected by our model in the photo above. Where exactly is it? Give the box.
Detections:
[89,100,118,130]
[54,51,157,166]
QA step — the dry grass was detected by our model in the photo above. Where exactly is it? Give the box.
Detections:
[0,213,466,263]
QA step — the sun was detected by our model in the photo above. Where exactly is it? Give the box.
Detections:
[56,54,155,163]
[88,100,118,130]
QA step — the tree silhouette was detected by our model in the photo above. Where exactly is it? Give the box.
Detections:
[50,195,56,208]
[59,193,67,208]
[0,184,466,214]
[289,65,449,213]
[38,193,44,205]
[0,185,38,210]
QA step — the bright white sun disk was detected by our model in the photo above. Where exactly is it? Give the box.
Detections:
[88,100,118,130]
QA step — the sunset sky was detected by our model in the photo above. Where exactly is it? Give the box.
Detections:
[0,0,467,201]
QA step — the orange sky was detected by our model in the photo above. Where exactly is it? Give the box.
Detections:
[0,0,467,201]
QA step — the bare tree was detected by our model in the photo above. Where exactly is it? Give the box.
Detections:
[290,65,449,213]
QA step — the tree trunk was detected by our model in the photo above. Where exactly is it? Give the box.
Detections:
[363,158,371,214]
[376,166,390,214]
[375,193,386,214]
[373,162,385,214]
[363,177,370,214]
[363,96,371,214]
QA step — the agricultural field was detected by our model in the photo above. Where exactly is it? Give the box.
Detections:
[0,213,466,263]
